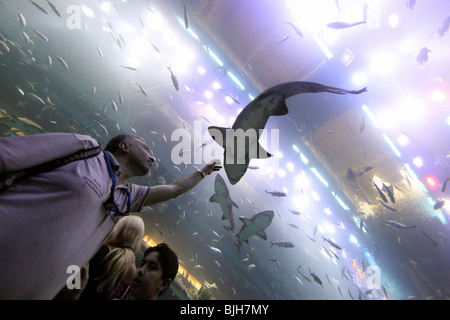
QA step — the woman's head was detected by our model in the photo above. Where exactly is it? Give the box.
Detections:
[104,215,145,253]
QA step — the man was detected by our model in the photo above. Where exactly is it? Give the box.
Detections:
[0,133,220,299]
[108,243,179,300]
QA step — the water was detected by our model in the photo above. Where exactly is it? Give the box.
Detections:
[0,0,449,300]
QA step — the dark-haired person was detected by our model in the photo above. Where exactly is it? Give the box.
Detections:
[0,133,220,299]
[108,243,179,300]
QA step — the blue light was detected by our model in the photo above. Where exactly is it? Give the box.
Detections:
[310,167,329,187]
[361,105,380,129]
[313,34,333,59]
[208,50,223,67]
[382,133,401,157]
[404,163,428,194]
[334,194,350,211]
[227,71,245,90]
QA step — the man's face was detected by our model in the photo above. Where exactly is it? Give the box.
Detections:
[127,137,155,176]
[130,251,168,300]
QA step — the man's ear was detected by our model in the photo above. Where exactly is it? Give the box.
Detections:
[119,142,131,153]
[159,278,172,293]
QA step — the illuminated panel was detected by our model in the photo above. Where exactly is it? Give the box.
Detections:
[424,174,439,190]
[382,133,401,157]
[227,71,245,90]
[361,105,380,128]
[313,34,333,59]
[310,167,329,187]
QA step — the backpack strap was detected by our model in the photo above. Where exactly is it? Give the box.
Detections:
[0,145,101,191]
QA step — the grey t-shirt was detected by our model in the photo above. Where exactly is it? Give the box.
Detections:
[0,151,149,299]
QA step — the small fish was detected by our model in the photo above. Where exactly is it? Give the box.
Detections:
[149,40,160,53]
[29,0,48,14]
[327,21,366,29]
[118,90,123,104]
[294,276,303,285]
[97,122,109,136]
[385,220,415,230]
[208,246,222,254]
[101,102,107,114]
[370,179,388,203]
[121,65,137,71]
[406,0,416,10]
[360,116,365,133]
[54,54,69,71]
[322,236,342,250]
[335,0,341,12]
[18,13,26,27]
[416,47,431,65]
[421,230,439,246]
[297,269,312,282]
[110,99,117,112]
[326,273,333,287]
[0,40,9,53]
[275,35,290,44]
[92,83,96,95]
[383,183,395,203]
[270,240,294,248]
[309,268,323,286]
[442,177,449,193]
[357,166,375,177]
[134,82,148,96]
[47,0,61,17]
[265,190,287,197]
[289,209,301,215]
[379,200,397,212]
[22,31,30,44]
[346,168,356,182]
[268,258,284,272]
[96,47,103,59]
[27,93,46,105]
[31,27,48,42]
[283,21,303,37]
[433,200,445,210]
[438,16,450,37]
[182,0,189,29]
[167,66,179,91]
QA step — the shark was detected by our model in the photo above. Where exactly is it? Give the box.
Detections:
[235,210,274,251]
[208,81,367,184]
[209,174,239,232]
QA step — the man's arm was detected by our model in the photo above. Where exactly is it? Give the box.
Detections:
[143,160,221,206]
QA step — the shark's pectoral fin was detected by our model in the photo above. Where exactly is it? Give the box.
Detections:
[209,194,219,203]
[239,217,250,225]
[256,143,272,159]
[256,230,267,240]
[208,126,227,149]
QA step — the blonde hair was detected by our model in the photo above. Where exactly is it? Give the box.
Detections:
[96,215,145,295]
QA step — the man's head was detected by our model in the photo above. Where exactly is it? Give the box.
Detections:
[105,134,155,177]
[130,243,179,300]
